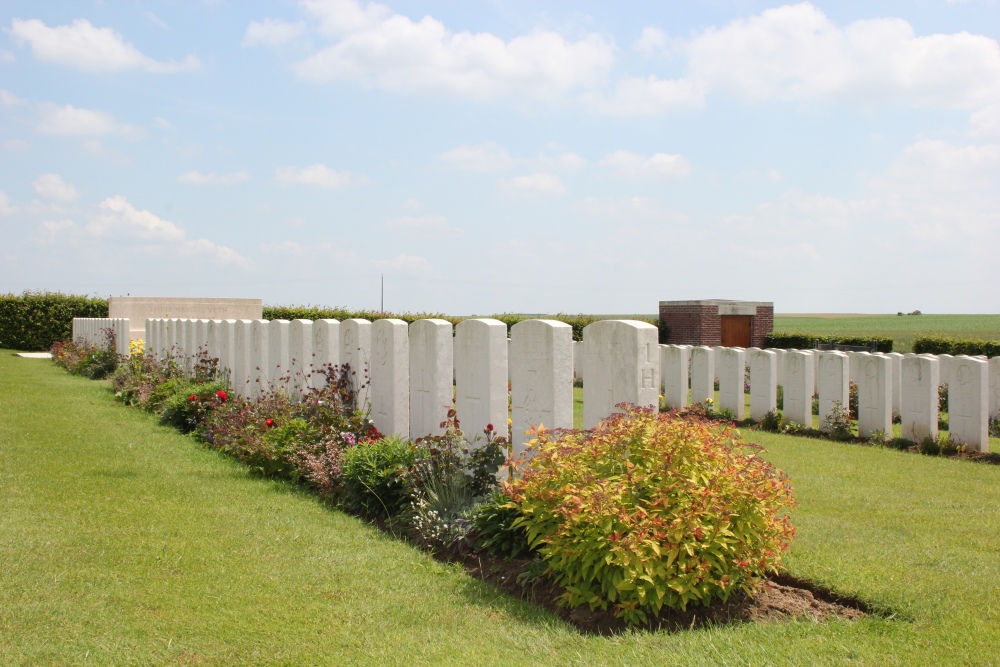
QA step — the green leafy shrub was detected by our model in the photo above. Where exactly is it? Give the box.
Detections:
[765,331,893,353]
[758,409,782,432]
[472,492,532,559]
[50,336,120,379]
[913,335,1000,357]
[821,401,853,441]
[1,291,108,351]
[342,436,417,520]
[507,406,796,626]
[159,380,228,433]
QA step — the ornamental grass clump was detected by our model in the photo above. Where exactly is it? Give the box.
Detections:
[506,404,796,627]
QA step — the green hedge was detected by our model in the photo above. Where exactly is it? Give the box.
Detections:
[262,305,651,342]
[0,291,108,351]
[912,335,1000,357]
[765,331,893,353]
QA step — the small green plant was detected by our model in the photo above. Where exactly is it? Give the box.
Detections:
[471,491,532,559]
[848,381,859,420]
[507,405,796,627]
[990,417,1000,438]
[759,409,782,432]
[159,380,228,433]
[341,436,417,520]
[822,401,853,441]
[866,429,890,447]
[939,384,949,413]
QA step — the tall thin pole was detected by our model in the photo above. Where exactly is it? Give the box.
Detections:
[381,273,384,313]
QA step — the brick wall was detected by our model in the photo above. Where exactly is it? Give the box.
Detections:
[752,305,774,347]
[659,304,720,346]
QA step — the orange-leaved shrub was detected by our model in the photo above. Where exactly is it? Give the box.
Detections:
[505,405,796,626]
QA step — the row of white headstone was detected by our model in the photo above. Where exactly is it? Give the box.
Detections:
[70,318,131,357]
[653,345,998,452]
[142,317,660,456]
[74,316,998,453]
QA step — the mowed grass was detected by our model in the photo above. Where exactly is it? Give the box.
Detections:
[4,353,1000,665]
[774,313,1000,353]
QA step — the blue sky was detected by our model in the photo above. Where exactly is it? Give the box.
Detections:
[1,0,998,315]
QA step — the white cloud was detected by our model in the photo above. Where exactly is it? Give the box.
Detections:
[634,27,669,56]
[374,252,435,275]
[86,195,185,242]
[37,219,75,244]
[766,168,784,183]
[683,3,1000,109]
[8,18,200,73]
[0,191,16,215]
[292,0,614,101]
[33,173,79,202]
[576,196,683,221]
[177,170,250,186]
[0,49,13,63]
[35,103,141,138]
[275,163,354,188]
[179,238,252,267]
[583,76,706,115]
[440,142,517,172]
[0,88,23,107]
[500,172,567,196]
[970,104,1000,139]
[601,150,692,179]
[243,19,307,47]
[386,214,462,235]
[143,12,168,31]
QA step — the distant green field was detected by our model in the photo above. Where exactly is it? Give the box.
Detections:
[774,314,1000,353]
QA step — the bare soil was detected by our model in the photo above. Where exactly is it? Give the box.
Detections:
[456,552,868,635]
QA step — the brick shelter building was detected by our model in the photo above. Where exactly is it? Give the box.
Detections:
[659,300,773,348]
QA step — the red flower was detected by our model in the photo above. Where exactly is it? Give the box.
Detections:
[486,423,494,433]
[265,418,275,427]
[188,394,198,402]
[216,390,228,402]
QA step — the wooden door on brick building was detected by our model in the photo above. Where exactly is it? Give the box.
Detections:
[721,315,752,347]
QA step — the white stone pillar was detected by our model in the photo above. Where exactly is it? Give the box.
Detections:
[712,346,725,383]
[145,319,155,359]
[848,351,871,387]
[217,320,235,389]
[510,319,573,456]
[409,319,454,439]
[455,318,509,445]
[288,319,312,398]
[749,349,777,420]
[690,346,714,405]
[784,350,814,427]
[370,318,409,438]
[773,348,787,387]
[884,352,904,419]
[717,347,745,420]
[195,319,210,362]
[817,352,849,432]
[901,355,939,443]
[311,319,340,390]
[249,319,269,399]
[184,319,198,374]
[949,356,989,452]
[661,345,690,410]
[582,320,659,430]
[938,354,954,387]
[341,319,372,400]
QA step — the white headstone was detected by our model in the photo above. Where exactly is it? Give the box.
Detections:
[661,345,690,410]
[773,348,787,387]
[783,350,815,427]
[217,320,236,388]
[510,319,573,456]
[455,319,509,445]
[370,319,409,437]
[233,320,253,398]
[184,319,198,374]
[848,351,871,387]
[196,319,210,360]
[884,352,904,419]
[206,320,219,366]
[409,319,454,439]
[817,352,849,432]
[311,319,340,390]
[938,354,954,387]
[901,355,939,443]
[949,356,989,452]
[249,319,269,399]
[857,355,892,438]
[690,346,715,406]
[717,347,746,420]
[712,346,726,383]
[573,340,583,382]
[989,357,1000,420]
[582,320,659,429]
[341,319,372,400]
[268,320,290,393]
[749,349,777,420]
[288,319,312,398]
[145,319,156,359]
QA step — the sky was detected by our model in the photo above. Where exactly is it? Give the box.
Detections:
[1,0,999,316]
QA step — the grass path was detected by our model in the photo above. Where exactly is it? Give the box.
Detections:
[3,352,1000,665]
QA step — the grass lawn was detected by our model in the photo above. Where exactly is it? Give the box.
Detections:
[4,352,1000,665]
[774,313,1000,353]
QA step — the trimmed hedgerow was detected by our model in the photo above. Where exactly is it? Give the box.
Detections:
[765,331,893,352]
[506,405,796,627]
[0,291,108,351]
[912,335,1000,357]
